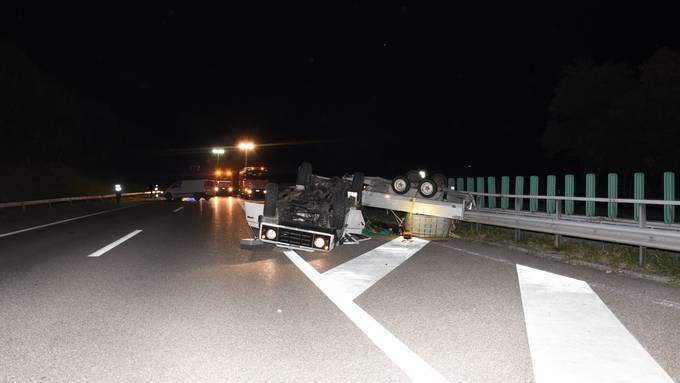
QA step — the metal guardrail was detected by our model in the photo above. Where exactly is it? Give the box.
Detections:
[0,192,150,210]
[463,192,680,263]
[467,192,680,206]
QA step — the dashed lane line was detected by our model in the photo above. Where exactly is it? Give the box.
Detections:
[284,249,450,383]
[172,206,185,213]
[87,230,143,258]
[0,205,140,239]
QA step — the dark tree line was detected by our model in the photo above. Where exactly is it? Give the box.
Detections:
[0,43,119,169]
[543,48,680,175]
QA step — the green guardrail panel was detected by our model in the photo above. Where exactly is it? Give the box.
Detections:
[608,173,618,219]
[664,172,675,224]
[515,176,524,211]
[487,177,497,208]
[565,174,574,215]
[448,178,455,188]
[586,173,596,217]
[501,176,510,209]
[457,178,464,192]
[466,177,474,194]
[529,176,539,212]
[634,172,644,221]
[476,177,485,208]
[547,175,556,214]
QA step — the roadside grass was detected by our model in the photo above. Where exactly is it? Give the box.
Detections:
[0,162,142,202]
[456,223,680,284]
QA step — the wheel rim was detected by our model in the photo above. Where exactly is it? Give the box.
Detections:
[420,182,434,195]
[394,179,407,192]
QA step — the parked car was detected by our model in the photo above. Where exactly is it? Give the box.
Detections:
[164,179,216,201]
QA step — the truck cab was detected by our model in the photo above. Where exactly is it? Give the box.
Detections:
[238,166,269,199]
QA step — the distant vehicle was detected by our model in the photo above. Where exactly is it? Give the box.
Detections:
[164,179,216,201]
[238,166,269,199]
[216,180,235,196]
[151,184,163,198]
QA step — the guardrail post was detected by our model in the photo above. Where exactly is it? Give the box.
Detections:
[529,176,539,212]
[487,177,496,208]
[466,177,474,195]
[586,173,596,217]
[456,178,464,192]
[547,175,556,214]
[515,176,524,211]
[565,174,574,215]
[639,203,647,267]
[514,176,524,241]
[608,173,618,219]
[554,199,561,248]
[501,176,510,209]
[664,171,675,224]
[634,172,645,221]
[476,177,485,208]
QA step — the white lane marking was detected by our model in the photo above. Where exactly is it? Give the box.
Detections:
[0,205,139,239]
[172,206,185,213]
[87,230,143,258]
[517,264,674,383]
[284,250,449,383]
[323,237,429,300]
[434,241,680,312]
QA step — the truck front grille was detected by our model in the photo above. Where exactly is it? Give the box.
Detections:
[278,227,314,248]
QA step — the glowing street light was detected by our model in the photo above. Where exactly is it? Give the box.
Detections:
[212,147,225,169]
[238,142,255,168]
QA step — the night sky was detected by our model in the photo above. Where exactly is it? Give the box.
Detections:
[2,1,679,183]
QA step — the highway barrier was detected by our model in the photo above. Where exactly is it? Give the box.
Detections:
[0,192,151,211]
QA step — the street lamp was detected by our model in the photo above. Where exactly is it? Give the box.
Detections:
[238,142,255,168]
[212,148,225,169]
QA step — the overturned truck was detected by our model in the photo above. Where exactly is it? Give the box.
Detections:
[243,162,475,252]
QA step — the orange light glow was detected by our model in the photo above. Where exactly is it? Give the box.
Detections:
[226,170,233,177]
[215,170,222,176]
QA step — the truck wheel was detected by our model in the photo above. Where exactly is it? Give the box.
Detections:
[351,171,364,201]
[165,193,174,201]
[432,173,448,190]
[263,183,278,218]
[391,176,410,194]
[418,179,437,198]
[332,188,348,229]
[296,162,312,186]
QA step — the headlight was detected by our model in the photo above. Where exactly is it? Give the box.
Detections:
[214,187,219,192]
[265,228,277,240]
[313,237,326,249]
[247,189,253,194]
[228,187,233,192]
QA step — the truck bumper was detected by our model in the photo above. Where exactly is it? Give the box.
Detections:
[258,223,335,252]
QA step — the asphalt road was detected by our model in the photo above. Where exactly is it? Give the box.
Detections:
[1,197,679,382]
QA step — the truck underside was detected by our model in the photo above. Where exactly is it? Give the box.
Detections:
[243,162,474,252]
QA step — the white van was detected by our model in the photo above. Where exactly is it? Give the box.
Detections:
[164,179,216,201]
